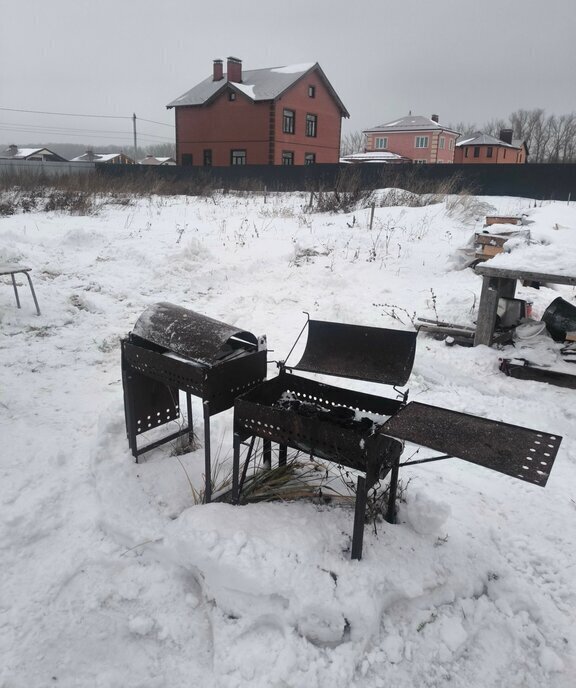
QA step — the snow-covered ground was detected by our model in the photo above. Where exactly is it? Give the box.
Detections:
[1,189,575,688]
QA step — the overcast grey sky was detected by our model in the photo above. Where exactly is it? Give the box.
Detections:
[2,0,575,148]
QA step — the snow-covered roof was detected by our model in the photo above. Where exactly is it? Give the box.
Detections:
[456,132,521,149]
[167,62,349,116]
[138,156,176,166]
[1,146,67,161]
[71,152,133,163]
[364,115,460,135]
[340,151,409,164]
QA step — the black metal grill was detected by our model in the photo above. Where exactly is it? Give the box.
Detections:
[232,317,563,560]
[122,302,267,502]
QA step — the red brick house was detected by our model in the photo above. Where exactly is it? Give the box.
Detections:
[167,57,349,166]
[363,115,460,163]
[454,130,528,164]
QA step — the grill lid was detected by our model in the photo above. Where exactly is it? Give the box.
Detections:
[132,302,258,366]
[290,319,416,386]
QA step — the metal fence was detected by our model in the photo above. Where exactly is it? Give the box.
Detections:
[2,158,575,200]
[0,159,95,178]
[96,162,576,200]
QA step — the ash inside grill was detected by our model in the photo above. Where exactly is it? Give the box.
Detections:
[275,391,380,432]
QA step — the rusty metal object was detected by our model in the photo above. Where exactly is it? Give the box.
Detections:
[381,401,561,487]
[290,319,416,385]
[122,303,267,503]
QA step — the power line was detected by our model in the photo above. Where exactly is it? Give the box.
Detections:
[138,117,174,128]
[0,107,174,128]
[0,106,131,120]
[0,125,173,143]
[0,120,174,141]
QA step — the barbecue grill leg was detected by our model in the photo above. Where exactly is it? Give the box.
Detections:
[385,454,400,525]
[232,432,241,503]
[203,402,212,504]
[351,475,367,560]
[186,393,193,447]
[263,440,272,469]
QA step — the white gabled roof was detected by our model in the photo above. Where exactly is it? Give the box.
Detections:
[364,115,459,136]
[167,61,349,116]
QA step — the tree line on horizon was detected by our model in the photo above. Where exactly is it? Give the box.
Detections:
[341,109,576,163]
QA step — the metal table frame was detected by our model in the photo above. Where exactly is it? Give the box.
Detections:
[0,263,41,316]
[473,265,576,346]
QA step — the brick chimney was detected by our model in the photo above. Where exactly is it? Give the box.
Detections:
[7,144,18,157]
[499,128,513,144]
[213,59,223,81]
[431,114,439,123]
[227,56,242,83]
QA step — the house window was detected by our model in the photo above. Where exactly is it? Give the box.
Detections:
[486,147,493,159]
[449,139,454,150]
[306,114,318,137]
[415,136,429,148]
[439,137,445,149]
[474,146,480,158]
[304,153,316,165]
[283,109,295,134]
[503,149,507,159]
[228,91,236,101]
[282,151,294,165]
[464,149,469,158]
[414,159,427,164]
[375,137,388,149]
[182,153,193,166]
[231,149,246,165]
[203,149,212,166]
[308,85,316,98]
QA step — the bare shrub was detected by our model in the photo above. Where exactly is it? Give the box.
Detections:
[309,166,375,213]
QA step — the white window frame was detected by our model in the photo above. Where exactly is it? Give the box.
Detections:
[415,136,429,149]
[375,137,388,149]
[439,137,445,149]
[449,139,454,150]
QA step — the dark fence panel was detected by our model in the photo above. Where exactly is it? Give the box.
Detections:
[96,162,576,200]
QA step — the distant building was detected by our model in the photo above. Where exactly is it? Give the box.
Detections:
[71,150,135,164]
[363,115,459,163]
[454,129,528,164]
[1,144,68,162]
[138,155,177,166]
[167,56,349,166]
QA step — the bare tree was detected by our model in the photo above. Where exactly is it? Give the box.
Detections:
[340,130,365,156]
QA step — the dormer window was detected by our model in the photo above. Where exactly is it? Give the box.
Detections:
[308,85,316,98]
[228,91,236,101]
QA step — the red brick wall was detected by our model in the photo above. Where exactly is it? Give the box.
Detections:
[272,71,342,164]
[365,130,458,163]
[175,93,270,166]
[454,145,524,164]
[173,70,343,166]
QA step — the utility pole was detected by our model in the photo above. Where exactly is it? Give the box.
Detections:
[132,113,138,162]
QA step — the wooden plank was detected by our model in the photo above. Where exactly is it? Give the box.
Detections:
[474,265,576,286]
[474,277,500,346]
[485,216,522,226]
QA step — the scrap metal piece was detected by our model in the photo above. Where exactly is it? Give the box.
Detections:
[500,358,576,390]
[381,401,561,486]
[292,319,416,386]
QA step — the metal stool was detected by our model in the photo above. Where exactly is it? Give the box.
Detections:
[0,264,41,315]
